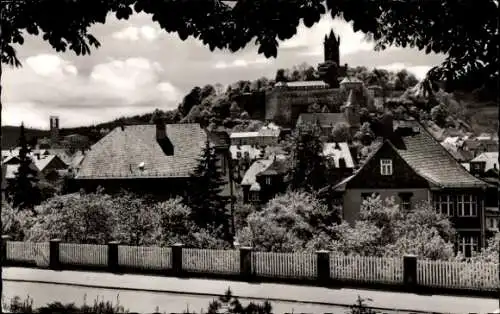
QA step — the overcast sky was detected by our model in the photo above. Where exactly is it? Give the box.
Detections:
[2,13,445,129]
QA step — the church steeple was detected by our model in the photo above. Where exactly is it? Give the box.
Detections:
[323,29,340,65]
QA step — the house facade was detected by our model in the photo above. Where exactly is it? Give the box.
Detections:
[240,156,288,204]
[333,120,490,257]
[467,152,499,238]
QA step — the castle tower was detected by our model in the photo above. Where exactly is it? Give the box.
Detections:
[50,115,60,147]
[323,29,340,65]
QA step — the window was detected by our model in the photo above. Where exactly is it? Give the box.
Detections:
[236,151,242,159]
[457,235,479,258]
[434,194,454,216]
[250,191,260,202]
[265,176,272,185]
[380,159,393,176]
[399,193,413,211]
[487,218,499,230]
[486,218,498,229]
[457,195,478,217]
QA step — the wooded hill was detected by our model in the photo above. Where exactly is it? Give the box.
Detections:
[2,64,497,148]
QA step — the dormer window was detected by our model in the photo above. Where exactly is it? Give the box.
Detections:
[380,159,393,176]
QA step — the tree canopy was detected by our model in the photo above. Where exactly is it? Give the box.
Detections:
[1,0,498,84]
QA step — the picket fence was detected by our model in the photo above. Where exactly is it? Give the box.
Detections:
[183,248,239,275]
[3,241,499,292]
[330,255,403,284]
[417,259,499,290]
[253,252,317,279]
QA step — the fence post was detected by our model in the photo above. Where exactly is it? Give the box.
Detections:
[49,239,61,270]
[2,235,12,265]
[316,250,330,285]
[403,254,418,290]
[108,241,120,273]
[171,243,184,276]
[239,246,253,281]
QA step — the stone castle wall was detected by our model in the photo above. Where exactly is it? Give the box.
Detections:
[265,88,347,126]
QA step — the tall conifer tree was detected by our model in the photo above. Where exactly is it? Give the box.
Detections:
[9,123,41,211]
[187,140,230,240]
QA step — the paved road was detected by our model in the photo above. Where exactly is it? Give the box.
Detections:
[2,267,498,313]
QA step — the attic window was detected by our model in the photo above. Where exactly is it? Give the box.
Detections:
[380,159,393,176]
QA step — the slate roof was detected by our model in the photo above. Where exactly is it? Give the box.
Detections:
[464,139,499,151]
[440,142,474,162]
[340,77,363,84]
[240,159,273,186]
[296,113,348,128]
[33,155,67,172]
[76,124,207,179]
[230,132,259,138]
[392,120,487,188]
[258,156,289,176]
[323,142,355,168]
[285,81,330,89]
[334,120,488,190]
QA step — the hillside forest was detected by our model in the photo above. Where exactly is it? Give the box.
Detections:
[2,63,497,148]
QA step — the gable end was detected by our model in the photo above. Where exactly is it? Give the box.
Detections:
[347,141,430,189]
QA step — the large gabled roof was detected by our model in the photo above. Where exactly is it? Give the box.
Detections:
[76,123,207,179]
[334,120,488,190]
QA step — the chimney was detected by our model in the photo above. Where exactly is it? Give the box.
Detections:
[150,109,173,155]
[151,110,166,140]
[50,115,60,146]
[338,157,346,168]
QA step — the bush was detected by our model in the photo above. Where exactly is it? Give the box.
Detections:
[24,192,115,244]
[238,191,338,252]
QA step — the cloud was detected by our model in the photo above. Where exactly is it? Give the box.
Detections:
[281,15,381,58]
[213,57,271,69]
[378,62,433,80]
[112,25,162,41]
[25,54,78,77]
[2,54,182,128]
[3,12,447,129]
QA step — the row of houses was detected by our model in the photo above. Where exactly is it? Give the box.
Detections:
[2,114,497,259]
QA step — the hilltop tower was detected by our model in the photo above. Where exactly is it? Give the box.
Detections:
[50,115,60,147]
[324,29,340,65]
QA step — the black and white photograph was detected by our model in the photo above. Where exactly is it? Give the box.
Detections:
[1,0,499,313]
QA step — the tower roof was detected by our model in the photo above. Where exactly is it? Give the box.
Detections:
[324,29,339,43]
